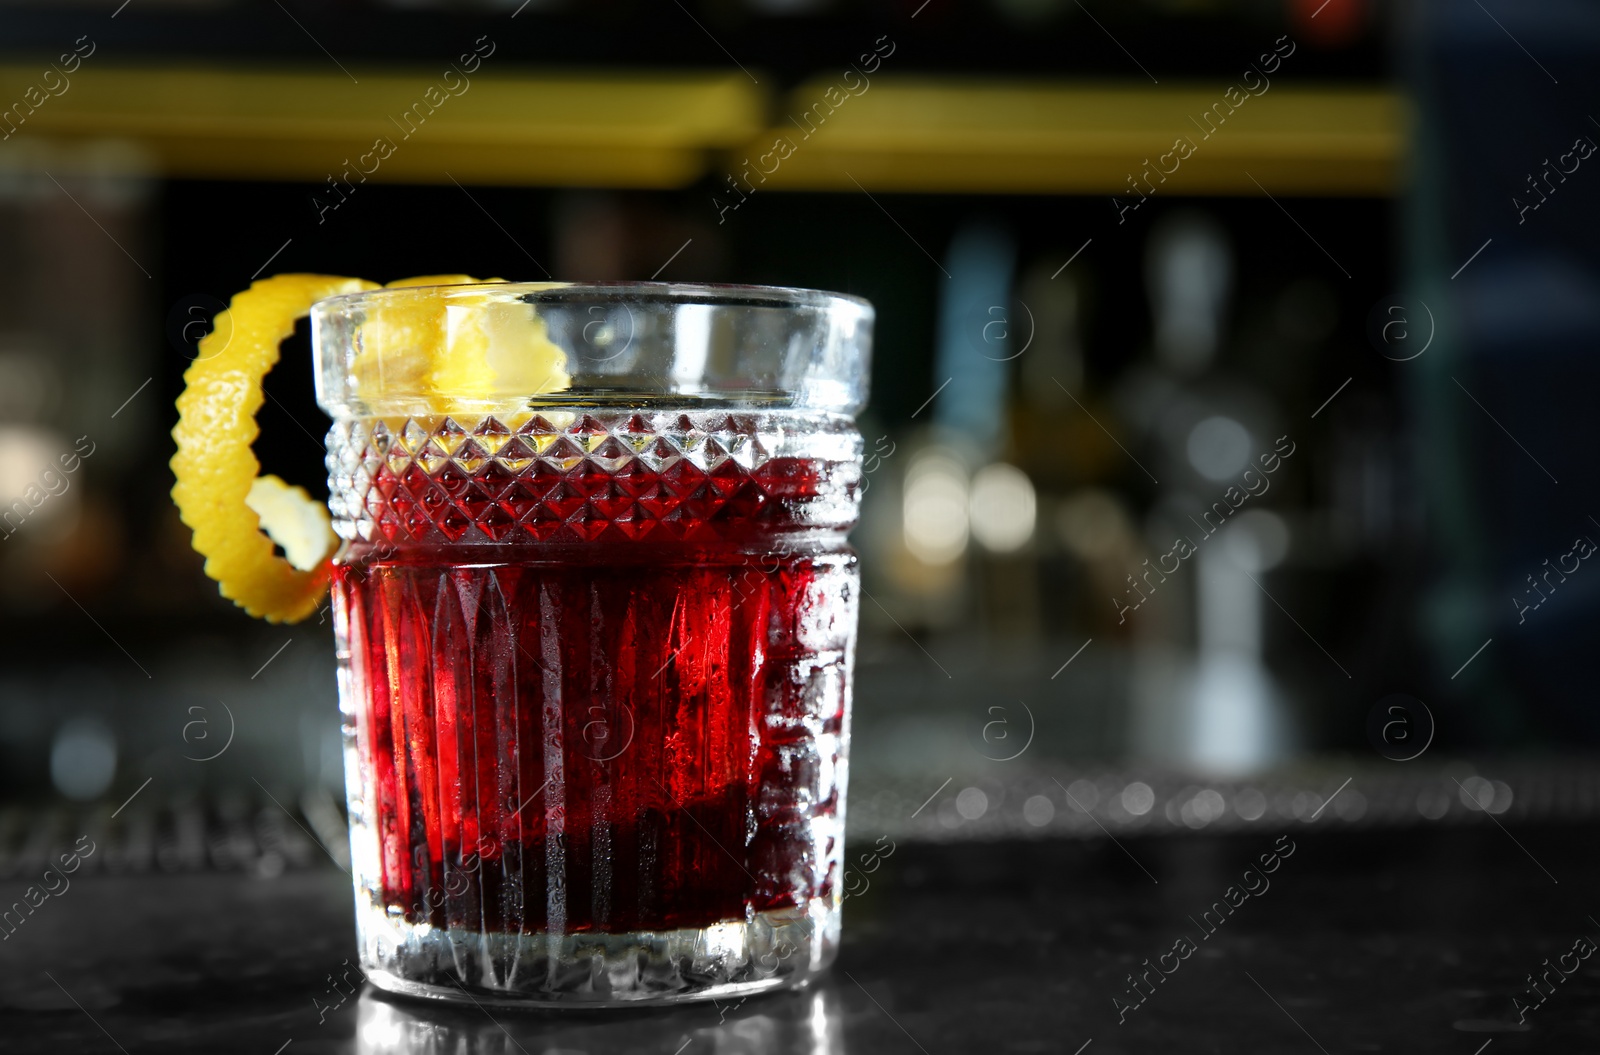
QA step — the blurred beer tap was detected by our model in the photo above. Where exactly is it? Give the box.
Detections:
[1121,210,1293,774]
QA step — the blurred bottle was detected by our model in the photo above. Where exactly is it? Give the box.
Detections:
[0,144,150,605]
[1120,210,1295,774]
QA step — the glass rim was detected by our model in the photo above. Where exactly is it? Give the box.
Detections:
[315,280,874,318]
[313,279,873,418]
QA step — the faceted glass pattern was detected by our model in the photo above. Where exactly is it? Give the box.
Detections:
[326,410,861,547]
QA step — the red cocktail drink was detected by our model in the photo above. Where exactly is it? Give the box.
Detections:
[333,442,854,935]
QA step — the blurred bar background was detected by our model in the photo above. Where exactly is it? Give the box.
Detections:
[0,0,1593,873]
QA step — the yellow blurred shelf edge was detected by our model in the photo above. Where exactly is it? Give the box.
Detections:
[0,66,767,188]
[753,79,1403,196]
[0,65,1403,195]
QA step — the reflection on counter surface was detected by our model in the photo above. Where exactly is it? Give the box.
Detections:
[356,984,845,1055]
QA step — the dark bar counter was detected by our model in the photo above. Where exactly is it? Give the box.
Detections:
[2,813,1596,1054]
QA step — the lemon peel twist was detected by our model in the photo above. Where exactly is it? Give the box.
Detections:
[172,273,572,623]
[172,274,377,622]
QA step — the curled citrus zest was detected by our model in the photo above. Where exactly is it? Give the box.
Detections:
[171,274,376,622]
[172,273,566,622]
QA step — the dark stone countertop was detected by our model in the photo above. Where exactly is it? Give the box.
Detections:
[2,822,1597,1054]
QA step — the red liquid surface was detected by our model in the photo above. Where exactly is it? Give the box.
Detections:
[333,452,856,935]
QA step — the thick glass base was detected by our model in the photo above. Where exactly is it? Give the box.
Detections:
[355,896,839,1008]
